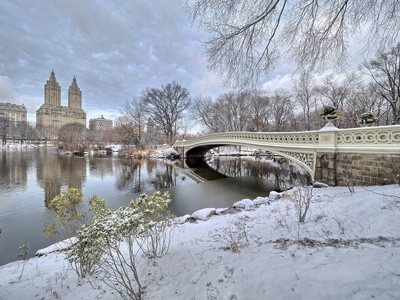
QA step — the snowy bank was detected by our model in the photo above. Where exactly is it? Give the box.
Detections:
[1,185,399,299]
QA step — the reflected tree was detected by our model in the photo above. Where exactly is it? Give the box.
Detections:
[0,117,11,145]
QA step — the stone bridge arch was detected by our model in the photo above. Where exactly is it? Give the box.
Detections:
[174,125,400,186]
[183,142,315,179]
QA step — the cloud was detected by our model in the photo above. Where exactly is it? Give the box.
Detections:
[0,0,371,125]
[262,74,294,94]
[0,76,40,122]
[0,0,223,123]
[0,76,15,101]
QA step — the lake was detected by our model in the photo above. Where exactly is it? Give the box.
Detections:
[0,148,309,266]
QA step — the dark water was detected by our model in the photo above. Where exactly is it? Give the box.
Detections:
[0,148,309,266]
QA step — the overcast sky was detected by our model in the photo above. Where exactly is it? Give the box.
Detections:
[0,0,366,125]
[0,0,227,123]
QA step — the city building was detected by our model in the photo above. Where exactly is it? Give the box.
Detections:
[0,102,27,126]
[36,70,86,132]
[89,115,113,131]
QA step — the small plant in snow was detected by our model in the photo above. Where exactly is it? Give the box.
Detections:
[225,216,250,253]
[341,167,355,193]
[42,188,87,243]
[18,243,30,280]
[291,186,315,223]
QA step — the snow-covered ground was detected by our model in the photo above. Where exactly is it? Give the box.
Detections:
[1,185,399,299]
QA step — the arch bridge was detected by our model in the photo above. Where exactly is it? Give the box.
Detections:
[174,125,400,186]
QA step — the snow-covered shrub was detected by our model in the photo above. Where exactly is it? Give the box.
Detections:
[68,202,144,299]
[42,188,87,243]
[68,191,175,299]
[66,195,108,278]
[130,191,175,258]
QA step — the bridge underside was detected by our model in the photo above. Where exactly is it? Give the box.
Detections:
[176,142,316,181]
[185,144,226,158]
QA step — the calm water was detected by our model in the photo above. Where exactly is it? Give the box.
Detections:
[0,148,309,266]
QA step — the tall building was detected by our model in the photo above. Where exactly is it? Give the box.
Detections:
[36,70,86,131]
[89,115,113,131]
[0,102,27,126]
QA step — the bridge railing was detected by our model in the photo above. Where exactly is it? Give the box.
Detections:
[175,125,400,152]
[175,130,320,147]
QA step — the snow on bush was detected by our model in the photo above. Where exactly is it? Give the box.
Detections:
[67,191,176,299]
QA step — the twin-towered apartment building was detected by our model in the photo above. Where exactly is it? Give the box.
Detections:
[0,70,112,132]
[36,69,87,131]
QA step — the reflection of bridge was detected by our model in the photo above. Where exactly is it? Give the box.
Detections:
[174,125,400,186]
[180,158,228,183]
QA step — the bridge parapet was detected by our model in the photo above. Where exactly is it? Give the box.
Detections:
[174,125,400,186]
[175,130,320,148]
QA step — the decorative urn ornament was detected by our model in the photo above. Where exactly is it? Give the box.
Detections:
[320,105,338,121]
[357,112,378,126]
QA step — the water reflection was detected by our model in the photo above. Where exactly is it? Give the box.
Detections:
[0,150,29,191]
[0,149,309,266]
[36,149,87,206]
[205,156,311,190]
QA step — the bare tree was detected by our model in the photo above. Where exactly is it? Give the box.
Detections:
[363,43,400,124]
[0,117,11,145]
[111,117,143,146]
[58,123,88,152]
[14,121,35,145]
[186,0,400,87]
[193,90,271,133]
[345,82,387,126]
[192,96,223,133]
[217,91,253,131]
[122,97,147,147]
[248,91,271,132]
[269,89,294,131]
[141,82,191,143]
[315,72,361,127]
[293,72,317,131]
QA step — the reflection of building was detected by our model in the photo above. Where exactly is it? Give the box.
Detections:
[36,70,86,131]
[36,150,87,205]
[0,102,27,126]
[89,115,113,130]
[0,151,28,188]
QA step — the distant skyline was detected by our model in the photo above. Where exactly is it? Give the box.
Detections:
[0,0,367,127]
